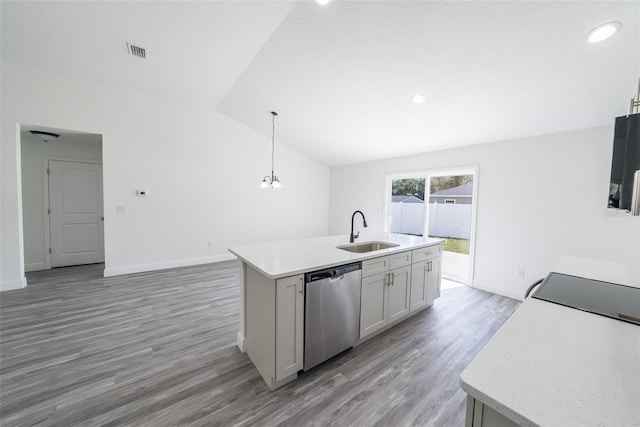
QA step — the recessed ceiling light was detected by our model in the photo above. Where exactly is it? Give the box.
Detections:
[412,94,426,104]
[587,22,621,43]
[316,0,330,5]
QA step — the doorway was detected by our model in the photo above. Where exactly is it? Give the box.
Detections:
[386,167,478,285]
[21,126,104,272]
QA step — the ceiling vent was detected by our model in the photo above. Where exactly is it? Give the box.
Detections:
[126,42,147,59]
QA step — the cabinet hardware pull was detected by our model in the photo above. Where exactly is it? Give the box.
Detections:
[390,272,395,286]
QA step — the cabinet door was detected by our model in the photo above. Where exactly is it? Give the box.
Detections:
[360,272,388,338]
[410,260,428,312]
[387,265,411,323]
[412,244,442,262]
[275,275,304,381]
[426,258,442,305]
[389,251,411,269]
[362,256,390,277]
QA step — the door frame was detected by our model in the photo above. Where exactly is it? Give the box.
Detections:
[42,156,103,270]
[384,165,479,286]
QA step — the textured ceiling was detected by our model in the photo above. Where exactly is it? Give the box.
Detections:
[2,1,639,166]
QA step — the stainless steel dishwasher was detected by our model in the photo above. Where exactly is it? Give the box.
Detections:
[304,262,361,371]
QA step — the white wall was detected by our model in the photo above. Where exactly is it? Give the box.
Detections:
[330,126,640,299]
[21,133,103,271]
[1,61,330,290]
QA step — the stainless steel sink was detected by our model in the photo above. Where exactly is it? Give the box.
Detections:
[336,241,400,253]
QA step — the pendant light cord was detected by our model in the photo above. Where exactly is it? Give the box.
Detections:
[271,111,277,178]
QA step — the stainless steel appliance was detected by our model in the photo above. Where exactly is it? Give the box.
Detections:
[532,272,640,325]
[304,262,361,371]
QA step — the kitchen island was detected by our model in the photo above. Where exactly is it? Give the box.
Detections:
[460,258,640,426]
[229,232,444,390]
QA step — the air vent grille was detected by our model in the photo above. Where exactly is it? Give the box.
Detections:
[126,42,146,59]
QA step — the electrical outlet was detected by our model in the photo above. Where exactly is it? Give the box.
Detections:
[517,268,525,278]
[207,241,213,248]
[116,205,126,214]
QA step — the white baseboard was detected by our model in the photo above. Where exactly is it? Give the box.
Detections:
[1,277,27,292]
[103,253,237,277]
[25,262,47,272]
[236,331,246,353]
[471,281,524,301]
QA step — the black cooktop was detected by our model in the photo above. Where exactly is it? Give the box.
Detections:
[532,272,640,326]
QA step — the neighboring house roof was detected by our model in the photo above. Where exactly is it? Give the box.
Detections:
[430,182,473,197]
[391,195,424,203]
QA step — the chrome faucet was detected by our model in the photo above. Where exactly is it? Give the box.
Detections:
[350,210,368,243]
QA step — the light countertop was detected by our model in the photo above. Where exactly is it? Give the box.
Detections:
[228,232,444,279]
[460,259,640,426]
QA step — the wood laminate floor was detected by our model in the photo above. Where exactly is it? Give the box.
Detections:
[0,262,519,426]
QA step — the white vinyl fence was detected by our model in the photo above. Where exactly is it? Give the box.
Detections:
[390,202,472,239]
[428,203,471,239]
[390,203,424,235]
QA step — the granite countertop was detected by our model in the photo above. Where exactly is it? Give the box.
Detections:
[460,258,640,426]
[228,232,444,279]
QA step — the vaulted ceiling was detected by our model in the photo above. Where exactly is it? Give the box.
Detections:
[2,1,638,166]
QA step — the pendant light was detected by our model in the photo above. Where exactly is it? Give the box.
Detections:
[260,111,282,189]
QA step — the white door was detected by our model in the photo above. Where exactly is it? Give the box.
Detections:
[48,160,104,267]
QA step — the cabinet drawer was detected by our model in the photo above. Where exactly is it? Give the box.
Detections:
[389,251,411,269]
[412,245,442,262]
[362,256,390,277]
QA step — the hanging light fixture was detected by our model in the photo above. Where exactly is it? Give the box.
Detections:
[260,111,282,189]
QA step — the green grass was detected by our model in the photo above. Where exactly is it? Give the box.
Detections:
[440,238,470,255]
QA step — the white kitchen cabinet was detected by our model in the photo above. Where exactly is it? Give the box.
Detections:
[410,245,442,312]
[387,264,411,322]
[245,265,303,390]
[466,396,519,427]
[410,261,428,312]
[426,257,441,304]
[362,256,390,277]
[360,252,412,339]
[412,244,442,263]
[275,275,304,381]
[360,272,388,337]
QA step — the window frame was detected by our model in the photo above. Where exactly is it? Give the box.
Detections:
[384,166,479,285]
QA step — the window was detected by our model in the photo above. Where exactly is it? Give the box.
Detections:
[385,168,478,284]
[388,177,425,236]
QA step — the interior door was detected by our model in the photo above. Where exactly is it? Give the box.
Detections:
[48,160,104,267]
